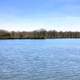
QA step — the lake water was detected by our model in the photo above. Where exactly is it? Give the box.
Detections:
[0,39,80,80]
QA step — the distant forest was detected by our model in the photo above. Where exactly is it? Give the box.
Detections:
[0,29,80,39]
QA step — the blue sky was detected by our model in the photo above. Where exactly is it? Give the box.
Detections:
[0,0,80,31]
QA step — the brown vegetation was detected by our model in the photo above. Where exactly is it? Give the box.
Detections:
[0,29,80,39]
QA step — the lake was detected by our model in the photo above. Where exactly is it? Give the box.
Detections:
[0,39,80,80]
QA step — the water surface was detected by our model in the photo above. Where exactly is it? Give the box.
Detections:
[0,39,80,80]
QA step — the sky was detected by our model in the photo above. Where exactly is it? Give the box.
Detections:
[0,0,80,31]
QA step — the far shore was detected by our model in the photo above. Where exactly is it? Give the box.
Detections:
[0,29,80,39]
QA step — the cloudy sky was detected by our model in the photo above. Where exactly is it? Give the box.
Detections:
[0,0,80,31]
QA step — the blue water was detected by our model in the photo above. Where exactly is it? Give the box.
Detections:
[0,39,80,80]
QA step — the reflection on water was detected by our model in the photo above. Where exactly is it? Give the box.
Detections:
[0,39,80,80]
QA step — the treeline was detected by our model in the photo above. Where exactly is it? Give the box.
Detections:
[0,29,80,39]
